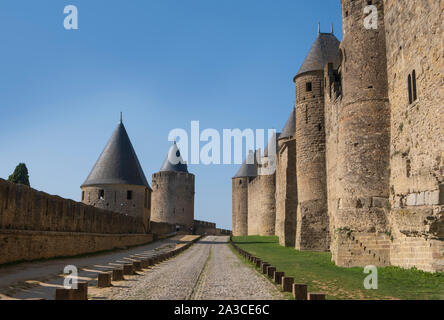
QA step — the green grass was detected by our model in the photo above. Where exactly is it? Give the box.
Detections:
[232,236,444,300]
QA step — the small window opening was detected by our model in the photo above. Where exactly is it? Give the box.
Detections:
[406,159,411,178]
[412,70,417,101]
[305,105,309,124]
[127,190,133,200]
[306,82,312,92]
[81,191,85,201]
[98,189,104,200]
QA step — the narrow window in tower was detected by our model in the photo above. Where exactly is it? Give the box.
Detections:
[144,189,148,208]
[306,82,312,92]
[81,191,85,201]
[412,70,417,101]
[239,180,242,185]
[99,189,104,200]
[127,190,133,200]
[305,105,309,124]
[406,159,411,178]
[408,74,413,104]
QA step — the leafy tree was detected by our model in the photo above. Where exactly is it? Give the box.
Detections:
[8,163,30,186]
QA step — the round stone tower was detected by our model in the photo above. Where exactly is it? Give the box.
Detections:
[81,117,152,232]
[232,151,257,236]
[335,0,390,232]
[151,142,195,233]
[294,29,340,251]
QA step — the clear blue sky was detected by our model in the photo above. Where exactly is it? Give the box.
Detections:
[0,0,342,230]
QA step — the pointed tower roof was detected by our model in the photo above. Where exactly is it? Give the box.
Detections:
[81,119,150,189]
[233,150,258,179]
[295,32,340,78]
[160,142,189,173]
[279,108,296,140]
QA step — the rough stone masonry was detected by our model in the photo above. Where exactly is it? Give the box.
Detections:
[232,0,443,272]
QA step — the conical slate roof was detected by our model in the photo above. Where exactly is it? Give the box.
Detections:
[160,142,189,173]
[233,151,258,179]
[295,32,340,77]
[82,121,150,189]
[279,108,296,139]
[263,132,281,157]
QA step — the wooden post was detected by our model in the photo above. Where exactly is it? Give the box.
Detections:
[293,284,308,300]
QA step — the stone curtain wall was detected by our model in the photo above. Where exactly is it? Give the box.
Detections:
[150,221,176,237]
[275,139,297,246]
[383,0,444,272]
[0,179,153,265]
[194,220,217,235]
[0,230,152,265]
[0,179,145,234]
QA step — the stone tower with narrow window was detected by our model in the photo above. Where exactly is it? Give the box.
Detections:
[81,117,152,232]
[151,142,195,233]
[294,29,340,251]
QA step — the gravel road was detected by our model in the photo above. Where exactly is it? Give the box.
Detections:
[92,236,283,300]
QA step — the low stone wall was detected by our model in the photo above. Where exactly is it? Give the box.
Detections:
[0,229,153,265]
[150,221,176,237]
[0,179,145,234]
[194,220,216,235]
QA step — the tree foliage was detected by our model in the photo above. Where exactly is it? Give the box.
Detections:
[8,163,30,186]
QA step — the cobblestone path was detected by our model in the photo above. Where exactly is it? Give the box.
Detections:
[91,236,283,300]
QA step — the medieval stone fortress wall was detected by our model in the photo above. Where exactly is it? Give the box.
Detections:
[232,0,443,273]
[0,117,228,265]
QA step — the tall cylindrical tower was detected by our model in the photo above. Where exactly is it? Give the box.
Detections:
[232,151,257,236]
[336,0,390,230]
[294,30,340,251]
[232,177,248,236]
[151,143,195,233]
[330,0,391,267]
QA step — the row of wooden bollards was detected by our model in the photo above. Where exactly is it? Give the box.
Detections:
[54,237,202,300]
[229,237,326,300]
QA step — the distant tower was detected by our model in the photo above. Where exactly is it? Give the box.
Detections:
[275,108,298,246]
[232,151,257,236]
[256,132,280,236]
[81,117,152,231]
[151,142,195,233]
[331,0,391,264]
[293,29,340,251]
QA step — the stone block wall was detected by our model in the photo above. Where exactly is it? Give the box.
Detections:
[194,220,217,235]
[81,184,150,232]
[150,221,176,237]
[275,138,297,246]
[247,174,276,236]
[382,0,444,272]
[0,179,154,265]
[0,230,153,265]
[0,179,145,234]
